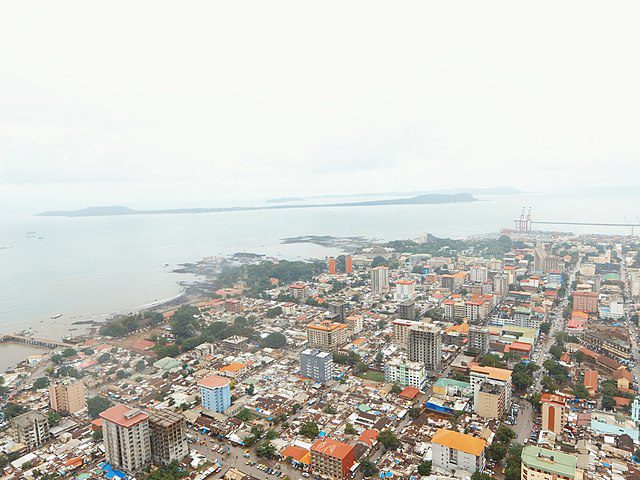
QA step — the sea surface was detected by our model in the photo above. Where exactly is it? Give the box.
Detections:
[1,188,638,371]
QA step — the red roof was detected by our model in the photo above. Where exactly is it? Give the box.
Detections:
[131,339,155,351]
[100,404,148,428]
[399,386,420,399]
[584,369,598,394]
[311,438,354,460]
[357,429,379,446]
[198,375,230,389]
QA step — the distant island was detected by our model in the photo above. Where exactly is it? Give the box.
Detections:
[37,193,477,217]
[265,197,305,204]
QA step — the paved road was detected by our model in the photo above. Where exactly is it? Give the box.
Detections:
[191,429,306,480]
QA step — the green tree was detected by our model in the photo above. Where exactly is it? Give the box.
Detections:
[62,348,77,358]
[345,423,357,435]
[2,402,27,419]
[602,395,615,410]
[98,353,111,364]
[170,305,201,340]
[488,441,507,462]
[480,354,505,368]
[371,256,387,267]
[87,396,113,419]
[471,473,495,480]
[135,360,146,372]
[359,458,378,477]
[417,461,432,476]
[33,377,50,390]
[571,350,585,365]
[256,441,276,458]
[539,322,551,334]
[299,421,319,439]
[390,383,403,394]
[261,332,287,348]
[495,425,516,444]
[51,354,64,364]
[48,411,61,427]
[266,306,283,318]
[572,383,590,399]
[377,429,400,450]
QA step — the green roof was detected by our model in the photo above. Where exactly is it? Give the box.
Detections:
[434,378,470,389]
[521,446,577,478]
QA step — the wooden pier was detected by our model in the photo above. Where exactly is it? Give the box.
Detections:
[0,334,73,349]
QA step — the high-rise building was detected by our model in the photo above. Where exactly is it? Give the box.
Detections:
[345,256,353,274]
[328,301,348,322]
[300,349,334,383]
[328,257,336,275]
[11,411,50,451]
[468,326,490,355]
[148,409,189,466]
[198,375,231,413]
[431,429,486,474]
[370,266,390,294]
[310,438,354,480]
[469,365,512,419]
[345,314,363,336]
[521,446,580,480]
[395,279,416,301]
[470,266,488,283]
[573,292,598,313]
[49,378,86,414]
[101,404,151,474]
[408,323,442,371]
[392,319,419,348]
[306,320,349,351]
[493,274,508,296]
[384,357,427,390]
[540,393,567,436]
[289,282,309,302]
[397,300,416,320]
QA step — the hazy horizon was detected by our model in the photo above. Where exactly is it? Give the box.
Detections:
[2,1,640,214]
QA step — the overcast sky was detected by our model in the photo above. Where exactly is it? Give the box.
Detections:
[1,1,640,210]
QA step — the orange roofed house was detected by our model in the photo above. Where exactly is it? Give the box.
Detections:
[311,438,354,480]
[100,404,151,474]
[431,428,487,474]
[584,369,598,397]
[307,320,349,351]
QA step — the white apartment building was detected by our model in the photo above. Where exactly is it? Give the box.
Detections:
[394,279,416,301]
[384,357,428,390]
[431,429,486,474]
[469,266,488,283]
[370,266,390,294]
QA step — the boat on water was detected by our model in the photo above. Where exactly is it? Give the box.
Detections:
[51,313,63,319]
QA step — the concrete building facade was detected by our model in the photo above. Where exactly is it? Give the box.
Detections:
[148,409,188,466]
[49,378,86,414]
[408,322,442,371]
[11,411,50,451]
[198,375,231,413]
[100,404,151,474]
[431,428,486,474]
[300,348,334,383]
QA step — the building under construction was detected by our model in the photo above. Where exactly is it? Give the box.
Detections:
[148,409,189,466]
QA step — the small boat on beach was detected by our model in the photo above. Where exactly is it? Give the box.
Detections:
[51,313,63,319]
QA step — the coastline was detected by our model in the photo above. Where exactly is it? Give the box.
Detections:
[0,284,192,374]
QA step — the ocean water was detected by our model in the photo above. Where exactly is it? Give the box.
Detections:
[1,189,638,371]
